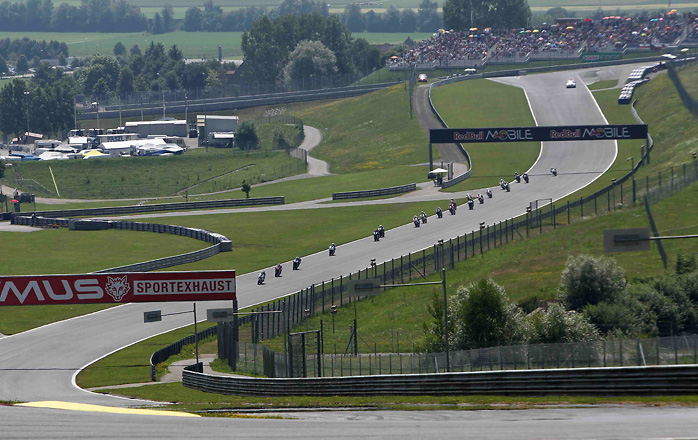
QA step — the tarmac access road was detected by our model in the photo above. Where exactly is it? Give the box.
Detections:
[3,62,690,438]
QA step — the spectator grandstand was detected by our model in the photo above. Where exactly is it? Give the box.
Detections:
[388,11,694,70]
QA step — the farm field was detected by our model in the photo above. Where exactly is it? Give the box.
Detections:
[0,31,432,59]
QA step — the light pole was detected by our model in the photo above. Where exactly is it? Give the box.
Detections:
[611,178,617,209]
[23,91,29,135]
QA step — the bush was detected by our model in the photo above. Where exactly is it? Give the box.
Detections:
[650,276,698,334]
[528,303,599,344]
[451,279,526,349]
[559,255,627,310]
[676,253,697,275]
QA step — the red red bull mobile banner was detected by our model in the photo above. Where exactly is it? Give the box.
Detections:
[0,271,236,306]
[430,124,648,144]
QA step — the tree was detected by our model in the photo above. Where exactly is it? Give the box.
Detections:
[0,55,7,74]
[16,55,29,73]
[0,79,29,139]
[443,0,530,31]
[235,121,259,150]
[342,3,364,32]
[283,40,337,86]
[451,279,526,349]
[559,254,627,310]
[113,41,127,57]
[417,0,442,32]
[162,5,174,32]
[241,179,251,198]
[117,66,134,94]
[399,8,418,32]
[130,44,142,56]
[151,12,165,34]
[58,53,67,66]
[183,7,203,31]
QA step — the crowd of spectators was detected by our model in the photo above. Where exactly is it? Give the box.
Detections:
[389,11,695,67]
[396,30,496,65]
[686,13,698,40]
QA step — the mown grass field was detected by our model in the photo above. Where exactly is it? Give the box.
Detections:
[0,31,430,59]
[0,228,206,334]
[429,78,540,191]
[296,84,431,173]
[5,149,304,199]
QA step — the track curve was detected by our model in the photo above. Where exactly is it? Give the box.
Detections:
[0,64,643,407]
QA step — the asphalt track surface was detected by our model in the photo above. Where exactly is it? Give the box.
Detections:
[3,62,697,437]
[2,405,698,439]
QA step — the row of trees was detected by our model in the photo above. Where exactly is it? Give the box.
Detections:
[342,1,442,33]
[183,0,327,32]
[240,13,383,84]
[0,0,148,32]
[423,254,698,352]
[0,38,68,64]
[443,0,531,30]
[180,0,440,33]
[0,74,73,140]
[74,42,233,97]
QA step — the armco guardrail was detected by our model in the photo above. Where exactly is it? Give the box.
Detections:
[183,364,698,396]
[150,325,218,381]
[427,80,472,188]
[11,196,284,220]
[80,83,397,120]
[12,215,233,272]
[332,183,417,200]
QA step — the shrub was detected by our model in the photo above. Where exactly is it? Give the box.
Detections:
[451,279,527,349]
[559,254,626,310]
[676,253,697,275]
[528,303,600,344]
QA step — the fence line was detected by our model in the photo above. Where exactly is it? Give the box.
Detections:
[666,57,698,114]
[216,155,698,370]
[11,215,233,273]
[210,334,698,379]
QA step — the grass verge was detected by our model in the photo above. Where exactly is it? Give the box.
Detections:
[588,79,618,90]
[4,149,304,199]
[429,78,539,191]
[95,381,698,410]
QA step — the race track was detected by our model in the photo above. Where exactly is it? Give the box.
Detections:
[0,63,660,420]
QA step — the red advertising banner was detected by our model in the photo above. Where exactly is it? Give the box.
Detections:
[0,271,236,306]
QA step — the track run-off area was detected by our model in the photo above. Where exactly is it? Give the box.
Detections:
[3,62,698,439]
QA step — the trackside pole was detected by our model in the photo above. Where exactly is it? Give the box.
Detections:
[429,143,433,172]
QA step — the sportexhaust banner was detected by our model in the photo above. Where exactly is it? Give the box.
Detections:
[0,271,236,306]
[429,124,649,144]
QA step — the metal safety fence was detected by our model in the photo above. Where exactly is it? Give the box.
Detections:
[224,151,698,355]
[212,334,698,380]
[667,57,698,115]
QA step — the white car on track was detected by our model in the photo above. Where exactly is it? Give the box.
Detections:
[566,79,576,88]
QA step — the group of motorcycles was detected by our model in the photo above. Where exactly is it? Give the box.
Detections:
[258,256,302,285]
[259,170,555,285]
